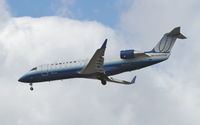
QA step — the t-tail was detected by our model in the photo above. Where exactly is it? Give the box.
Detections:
[152,27,186,53]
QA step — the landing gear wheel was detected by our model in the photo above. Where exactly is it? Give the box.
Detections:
[101,80,107,85]
[29,83,34,91]
[30,87,34,91]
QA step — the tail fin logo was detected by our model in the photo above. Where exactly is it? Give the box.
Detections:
[158,35,176,52]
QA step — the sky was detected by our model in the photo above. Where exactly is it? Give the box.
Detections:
[7,0,131,27]
[0,0,200,125]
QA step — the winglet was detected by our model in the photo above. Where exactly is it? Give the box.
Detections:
[131,76,137,84]
[100,39,107,49]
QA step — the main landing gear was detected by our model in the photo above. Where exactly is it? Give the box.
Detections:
[101,80,107,85]
[29,83,34,91]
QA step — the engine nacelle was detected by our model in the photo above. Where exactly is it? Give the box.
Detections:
[120,50,135,59]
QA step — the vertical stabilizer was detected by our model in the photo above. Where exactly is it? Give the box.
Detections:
[152,27,186,53]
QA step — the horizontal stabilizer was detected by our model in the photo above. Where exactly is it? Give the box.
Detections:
[168,27,187,39]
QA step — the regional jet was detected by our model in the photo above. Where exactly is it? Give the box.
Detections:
[18,27,186,91]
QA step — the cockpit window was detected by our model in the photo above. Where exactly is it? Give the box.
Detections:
[30,67,37,71]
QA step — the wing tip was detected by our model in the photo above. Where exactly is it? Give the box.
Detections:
[101,39,107,49]
[131,76,137,84]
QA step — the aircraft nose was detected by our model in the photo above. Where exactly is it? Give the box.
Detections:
[18,77,24,82]
[18,75,28,83]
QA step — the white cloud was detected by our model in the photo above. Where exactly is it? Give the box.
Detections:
[118,0,200,124]
[0,15,124,125]
[0,0,10,28]
[0,0,200,125]
[51,0,75,17]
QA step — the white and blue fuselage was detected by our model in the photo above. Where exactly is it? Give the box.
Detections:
[19,53,169,83]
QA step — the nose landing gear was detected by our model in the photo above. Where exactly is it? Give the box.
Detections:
[29,83,34,91]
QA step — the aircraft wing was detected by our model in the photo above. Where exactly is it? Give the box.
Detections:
[105,76,136,85]
[79,39,107,74]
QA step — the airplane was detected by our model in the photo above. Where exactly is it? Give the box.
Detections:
[18,27,186,91]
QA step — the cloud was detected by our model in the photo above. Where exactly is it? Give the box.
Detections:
[0,15,124,125]
[118,0,200,124]
[0,0,10,28]
[51,0,75,17]
[0,0,200,125]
